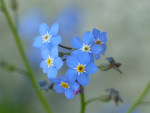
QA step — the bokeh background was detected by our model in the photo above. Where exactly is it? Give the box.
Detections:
[0,0,150,113]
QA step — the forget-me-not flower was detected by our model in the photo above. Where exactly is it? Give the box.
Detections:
[40,46,63,78]
[71,31,102,62]
[51,75,79,99]
[66,52,97,86]
[92,28,107,59]
[33,23,62,48]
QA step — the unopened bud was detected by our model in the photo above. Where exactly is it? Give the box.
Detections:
[98,64,110,71]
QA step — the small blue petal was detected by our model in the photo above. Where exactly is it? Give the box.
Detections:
[89,54,95,62]
[69,82,79,91]
[95,54,101,60]
[101,43,107,56]
[91,44,102,55]
[77,73,89,86]
[66,56,78,68]
[50,46,58,58]
[81,31,94,45]
[77,52,90,65]
[53,57,63,70]
[49,78,61,84]
[64,88,74,99]
[66,69,77,82]
[53,84,65,93]
[100,32,107,43]
[85,63,97,75]
[51,35,62,46]
[47,67,58,78]
[40,61,48,73]
[60,75,67,82]
[71,50,82,56]
[33,36,43,48]
[71,36,82,49]
[92,28,100,40]
[50,23,59,36]
[41,48,51,59]
[38,23,50,36]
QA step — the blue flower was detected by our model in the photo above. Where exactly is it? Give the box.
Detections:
[33,23,62,48]
[40,46,63,78]
[50,75,79,99]
[71,31,102,62]
[66,52,97,86]
[92,28,107,59]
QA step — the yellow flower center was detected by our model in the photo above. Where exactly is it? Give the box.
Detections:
[44,35,49,40]
[47,58,53,66]
[42,32,51,43]
[83,45,90,52]
[61,82,69,89]
[95,40,102,45]
[77,65,85,73]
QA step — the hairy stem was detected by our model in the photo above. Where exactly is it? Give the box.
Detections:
[0,0,52,113]
[80,93,86,113]
[127,81,150,113]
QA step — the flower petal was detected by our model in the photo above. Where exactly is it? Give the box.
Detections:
[85,63,97,75]
[47,67,58,78]
[91,44,102,55]
[50,46,58,58]
[65,88,74,99]
[77,52,90,65]
[100,32,107,43]
[71,50,82,56]
[40,61,48,73]
[50,23,59,36]
[53,57,63,70]
[101,43,107,56]
[53,84,65,93]
[38,23,50,36]
[92,28,100,40]
[49,78,61,84]
[41,48,51,59]
[95,54,101,60]
[60,75,67,82]
[77,73,89,86]
[66,69,77,82]
[89,53,95,62]
[66,56,78,68]
[81,31,94,45]
[33,36,43,48]
[71,36,82,49]
[51,35,62,46]
[69,82,79,91]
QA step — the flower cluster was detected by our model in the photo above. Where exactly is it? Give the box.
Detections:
[33,23,107,99]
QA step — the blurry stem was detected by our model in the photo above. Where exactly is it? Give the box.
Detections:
[127,80,150,113]
[0,0,52,113]
[80,93,86,113]
[85,97,100,106]
[0,61,27,75]
[59,44,74,50]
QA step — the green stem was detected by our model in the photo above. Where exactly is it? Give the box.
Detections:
[0,0,52,113]
[80,93,86,113]
[85,97,100,106]
[127,81,150,113]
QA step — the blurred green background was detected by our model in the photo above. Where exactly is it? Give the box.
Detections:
[0,0,150,113]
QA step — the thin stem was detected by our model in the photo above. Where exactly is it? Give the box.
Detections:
[85,97,100,106]
[127,81,150,113]
[80,93,86,113]
[59,44,74,50]
[0,0,52,113]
